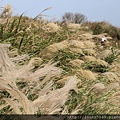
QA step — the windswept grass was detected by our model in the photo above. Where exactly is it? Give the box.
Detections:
[0,43,79,114]
[0,3,120,117]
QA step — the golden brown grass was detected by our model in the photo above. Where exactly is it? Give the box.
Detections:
[69,59,84,67]
[40,40,70,58]
[0,4,120,115]
[102,72,119,82]
[82,55,96,62]
[83,49,96,56]
[77,69,96,80]
[67,23,81,31]
[0,43,78,114]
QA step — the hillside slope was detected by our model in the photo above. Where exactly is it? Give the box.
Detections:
[0,6,120,115]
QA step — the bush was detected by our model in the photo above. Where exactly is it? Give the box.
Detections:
[88,21,120,39]
[62,12,87,24]
[82,62,109,73]
[88,21,120,47]
[104,48,120,64]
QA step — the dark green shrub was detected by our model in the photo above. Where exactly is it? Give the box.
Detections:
[104,48,120,64]
[82,62,109,73]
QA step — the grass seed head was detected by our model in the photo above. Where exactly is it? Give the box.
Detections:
[79,33,93,40]
[83,40,96,49]
[69,59,84,67]
[95,59,108,67]
[82,55,96,62]
[41,41,69,58]
[90,83,106,94]
[97,50,112,59]
[110,92,120,105]
[67,23,81,31]
[69,48,83,54]
[83,49,96,56]
[106,82,119,91]
[45,22,61,33]
[102,72,119,82]
[1,4,13,17]
[69,40,85,49]
[77,69,96,80]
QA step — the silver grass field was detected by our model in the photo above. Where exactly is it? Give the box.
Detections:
[0,3,120,116]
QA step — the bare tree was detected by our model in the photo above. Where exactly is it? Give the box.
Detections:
[62,12,74,22]
[74,13,87,24]
[62,12,87,24]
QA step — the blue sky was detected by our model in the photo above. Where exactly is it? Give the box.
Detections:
[1,0,120,27]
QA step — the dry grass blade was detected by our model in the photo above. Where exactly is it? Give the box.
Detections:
[0,44,15,74]
[41,40,69,58]
[0,44,19,88]
[83,41,96,49]
[14,57,42,79]
[106,82,119,91]
[69,48,83,54]
[77,69,96,80]
[82,55,96,62]
[110,91,120,107]
[90,83,106,94]
[0,44,33,114]
[33,75,78,114]
[0,43,67,114]
[10,54,29,64]
[0,78,12,90]
[69,40,85,49]
[5,88,35,114]
[102,72,119,82]
[38,81,53,96]
[83,49,96,56]
[2,98,22,114]
[24,61,62,82]
[0,86,35,114]
[64,75,78,91]
[45,22,61,33]
[33,6,52,20]
[0,104,8,111]
[95,59,108,67]
[67,23,81,31]
[0,43,65,114]
[40,7,52,14]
